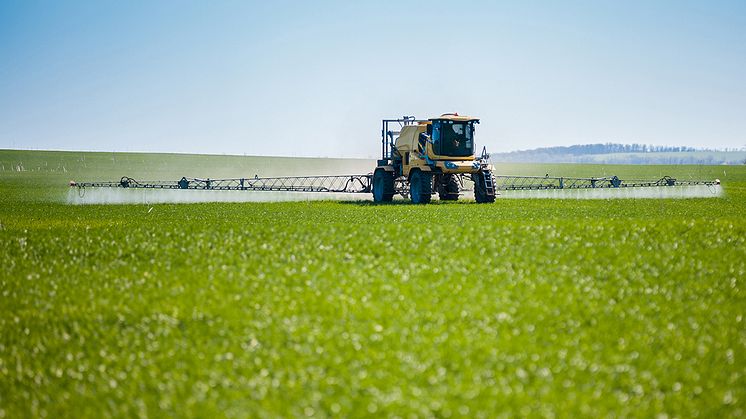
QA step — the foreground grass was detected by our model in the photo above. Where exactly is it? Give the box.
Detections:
[1,150,745,417]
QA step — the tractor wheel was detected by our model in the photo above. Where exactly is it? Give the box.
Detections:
[409,170,432,204]
[438,174,460,201]
[472,171,496,203]
[372,169,394,202]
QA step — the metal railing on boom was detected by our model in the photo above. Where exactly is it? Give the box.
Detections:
[72,174,373,194]
[491,175,718,191]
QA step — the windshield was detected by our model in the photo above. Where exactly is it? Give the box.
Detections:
[432,121,473,157]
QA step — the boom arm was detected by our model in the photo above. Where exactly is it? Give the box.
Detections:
[71,174,718,195]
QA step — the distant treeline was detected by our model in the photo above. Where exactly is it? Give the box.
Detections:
[505,143,712,155]
[492,143,746,165]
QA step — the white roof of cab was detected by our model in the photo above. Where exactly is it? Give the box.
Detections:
[429,113,479,122]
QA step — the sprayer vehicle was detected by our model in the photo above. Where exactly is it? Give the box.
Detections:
[373,114,495,204]
[70,112,721,203]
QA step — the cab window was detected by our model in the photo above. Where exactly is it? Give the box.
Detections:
[435,120,473,157]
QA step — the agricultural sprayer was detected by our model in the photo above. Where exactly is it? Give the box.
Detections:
[70,114,720,203]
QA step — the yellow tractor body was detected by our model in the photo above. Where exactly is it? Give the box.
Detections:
[373,114,496,204]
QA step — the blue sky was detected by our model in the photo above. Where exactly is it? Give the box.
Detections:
[1,0,744,157]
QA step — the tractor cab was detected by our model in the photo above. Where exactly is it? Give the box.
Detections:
[426,114,480,159]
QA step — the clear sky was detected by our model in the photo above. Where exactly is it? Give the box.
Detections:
[1,0,744,158]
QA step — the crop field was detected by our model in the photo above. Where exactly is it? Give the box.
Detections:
[1,150,745,417]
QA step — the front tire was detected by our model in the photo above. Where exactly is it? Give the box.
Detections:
[438,174,460,201]
[472,171,496,203]
[373,169,394,202]
[409,170,432,204]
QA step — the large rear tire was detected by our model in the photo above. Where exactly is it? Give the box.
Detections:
[472,171,496,203]
[373,169,394,202]
[409,170,432,204]
[438,174,460,201]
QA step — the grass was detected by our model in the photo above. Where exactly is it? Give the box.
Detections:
[1,149,745,417]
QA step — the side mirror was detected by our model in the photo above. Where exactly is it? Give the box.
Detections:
[426,124,432,135]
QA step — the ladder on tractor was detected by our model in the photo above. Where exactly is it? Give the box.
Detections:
[484,171,495,197]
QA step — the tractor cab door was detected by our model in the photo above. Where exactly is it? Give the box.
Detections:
[430,120,475,158]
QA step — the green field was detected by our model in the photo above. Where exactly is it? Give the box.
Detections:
[1,150,744,417]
